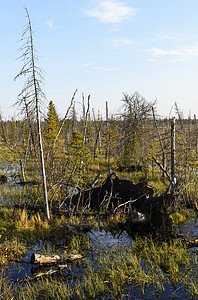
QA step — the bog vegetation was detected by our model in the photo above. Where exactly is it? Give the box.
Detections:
[1,7,198,299]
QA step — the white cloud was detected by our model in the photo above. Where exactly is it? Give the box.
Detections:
[112,38,134,47]
[45,19,54,29]
[148,43,198,62]
[158,34,174,40]
[82,62,96,67]
[96,66,117,72]
[146,33,184,43]
[86,1,137,24]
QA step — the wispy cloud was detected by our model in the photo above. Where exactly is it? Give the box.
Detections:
[96,66,117,72]
[112,38,134,47]
[82,61,96,67]
[86,1,137,24]
[146,33,183,43]
[158,34,174,40]
[148,43,198,62]
[45,19,54,29]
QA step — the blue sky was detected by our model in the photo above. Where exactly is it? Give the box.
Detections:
[1,0,198,119]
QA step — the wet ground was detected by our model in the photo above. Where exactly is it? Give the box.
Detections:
[1,218,198,299]
[1,170,198,298]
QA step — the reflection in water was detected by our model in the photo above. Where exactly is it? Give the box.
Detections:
[176,216,198,237]
[1,226,133,283]
[91,226,132,250]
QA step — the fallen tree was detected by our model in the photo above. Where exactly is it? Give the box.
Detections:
[31,252,84,265]
[15,252,84,283]
[15,263,68,283]
[14,173,174,238]
[72,173,154,212]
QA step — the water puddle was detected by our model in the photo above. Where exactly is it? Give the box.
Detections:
[91,226,132,250]
[176,215,198,237]
[1,225,133,284]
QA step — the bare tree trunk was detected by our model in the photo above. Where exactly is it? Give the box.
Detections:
[82,95,90,144]
[171,117,176,193]
[24,97,37,157]
[194,114,198,153]
[162,152,166,177]
[20,159,26,182]
[25,8,50,219]
[152,107,166,177]
[52,89,77,149]
[36,102,50,219]
[0,113,7,142]
[92,109,101,159]
[106,101,110,173]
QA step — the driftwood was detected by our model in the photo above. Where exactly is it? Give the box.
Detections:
[15,263,68,283]
[31,252,84,265]
[175,235,198,248]
[15,252,84,283]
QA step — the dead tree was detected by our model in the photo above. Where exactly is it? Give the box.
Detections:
[24,96,37,157]
[152,107,166,177]
[171,117,176,194]
[82,95,90,144]
[194,115,198,153]
[14,8,50,219]
[0,110,7,142]
[92,109,102,159]
[106,101,110,172]
[120,92,156,169]
[52,89,77,150]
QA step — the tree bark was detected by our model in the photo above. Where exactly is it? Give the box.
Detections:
[26,8,50,219]
[15,263,68,283]
[31,252,84,265]
[171,117,176,194]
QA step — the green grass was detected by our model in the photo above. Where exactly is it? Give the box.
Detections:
[1,156,198,298]
[2,237,197,299]
[0,213,198,299]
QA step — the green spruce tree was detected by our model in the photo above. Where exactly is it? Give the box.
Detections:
[45,100,60,147]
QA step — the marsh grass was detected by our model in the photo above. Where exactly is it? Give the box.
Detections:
[0,183,41,206]
[135,237,190,268]
[1,204,198,298]
[0,239,26,266]
[1,232,198,298]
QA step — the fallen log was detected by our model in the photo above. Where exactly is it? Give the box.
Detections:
[31,252,84,265]
[15,263,68,283]
[175,235,198,248]
[15,252,84,283]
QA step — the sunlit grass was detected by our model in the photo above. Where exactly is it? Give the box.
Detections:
[0,214,198,299]
[0,238,26,267]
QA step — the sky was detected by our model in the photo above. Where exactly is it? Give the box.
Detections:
[1,0,198,119]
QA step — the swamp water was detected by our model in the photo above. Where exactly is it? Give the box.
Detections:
[1,174,198,298]
[0,220,197,299]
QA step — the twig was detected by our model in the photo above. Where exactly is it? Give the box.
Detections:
[113,194,146,213]
[52,89,77,149]
[0,136,15,152]
[152,156,171,182]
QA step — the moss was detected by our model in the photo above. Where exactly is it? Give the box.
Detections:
[170,209,194,224]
